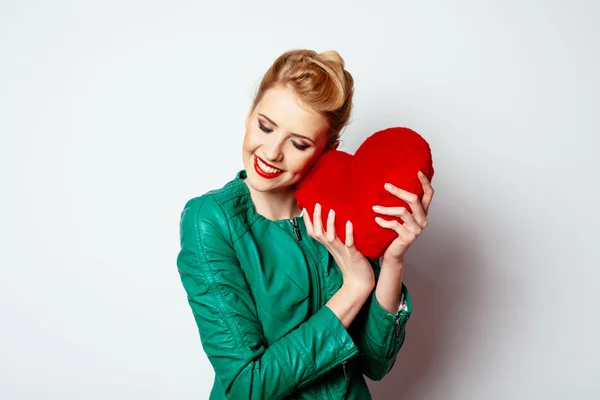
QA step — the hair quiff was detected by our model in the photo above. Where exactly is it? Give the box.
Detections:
[250,49,354,150]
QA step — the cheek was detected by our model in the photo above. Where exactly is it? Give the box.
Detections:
[243,128,260,150]
[289,152,320,174]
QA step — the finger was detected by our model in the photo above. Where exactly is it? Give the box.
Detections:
[384,182,429,227]
[345,220,355,248]
[326,209,337,243]
[373,203,428,230]
[313,203,324,237]
[384,183,421,206]
[376,208,422,235]
[418,171,435,215]
[397,209,423,236]
[302,208,314,236]
[375,216,417,242]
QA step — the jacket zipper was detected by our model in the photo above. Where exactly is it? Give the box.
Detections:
[290,217,333,397]
[384,318,403,359]
[290,217,321,309]
[290,218,302,241]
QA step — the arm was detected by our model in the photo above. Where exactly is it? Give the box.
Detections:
[352,171,431,380]
[349,256,412,381]
[326,282,372,329]
[177,196,359,400]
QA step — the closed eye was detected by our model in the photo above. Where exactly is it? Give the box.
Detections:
[258,119,311,151]
[292,142,310,151]
[258,120,273,133]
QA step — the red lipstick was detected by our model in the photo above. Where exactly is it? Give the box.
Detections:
[254,155,284,179]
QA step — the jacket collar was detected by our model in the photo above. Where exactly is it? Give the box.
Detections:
[231,169,329,265]
[233,169,303,223]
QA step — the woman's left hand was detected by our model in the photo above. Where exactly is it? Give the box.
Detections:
[373,171,435,263]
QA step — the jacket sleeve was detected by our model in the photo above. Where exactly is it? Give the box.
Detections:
[176,195,359,400]
[348,257,413,381]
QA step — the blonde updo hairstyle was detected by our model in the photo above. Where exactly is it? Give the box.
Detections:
[250,49,354,151]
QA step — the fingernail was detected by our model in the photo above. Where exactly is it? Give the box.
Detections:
[385,183,392,190]
[329,209,334,218]
[372,205,381,210]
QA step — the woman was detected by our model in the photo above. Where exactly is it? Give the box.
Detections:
[177,49,434,399]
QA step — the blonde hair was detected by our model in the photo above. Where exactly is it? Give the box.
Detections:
[251,49,354,150]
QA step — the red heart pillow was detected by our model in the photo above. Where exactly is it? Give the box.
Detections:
[294,127,434,259]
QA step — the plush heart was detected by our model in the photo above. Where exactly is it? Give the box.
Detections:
[294,127,434,259]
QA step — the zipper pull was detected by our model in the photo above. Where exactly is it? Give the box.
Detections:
[342,360,347,379]
[290,218,302,241]
[395,318,402,340]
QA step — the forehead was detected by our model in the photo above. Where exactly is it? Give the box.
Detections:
[256,86,328,140]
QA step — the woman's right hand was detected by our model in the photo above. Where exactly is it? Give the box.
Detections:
[302,203,375,294]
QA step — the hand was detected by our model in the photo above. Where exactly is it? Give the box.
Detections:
[373,171,435,263]
[302,203,375,293]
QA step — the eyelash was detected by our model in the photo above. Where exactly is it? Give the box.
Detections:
[258,121,310,151]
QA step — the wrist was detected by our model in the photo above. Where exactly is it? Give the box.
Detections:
[328,282,372,329]
[342,279,373,299]
[381,255,405,270]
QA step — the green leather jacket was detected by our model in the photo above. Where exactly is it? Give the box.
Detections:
[177,170,412,399]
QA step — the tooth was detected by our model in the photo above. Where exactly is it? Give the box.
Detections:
[258,158,281,174]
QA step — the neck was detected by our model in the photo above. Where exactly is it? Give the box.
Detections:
[243,180,302,221]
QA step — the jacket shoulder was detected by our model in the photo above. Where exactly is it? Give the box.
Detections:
[179,194,230,248]
[180,174,255,244]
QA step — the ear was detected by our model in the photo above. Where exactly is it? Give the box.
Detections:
[330,140,340,151]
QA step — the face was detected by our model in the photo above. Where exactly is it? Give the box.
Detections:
[242,85,333,193]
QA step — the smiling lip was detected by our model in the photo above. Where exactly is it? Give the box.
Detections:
[254,155,284,179]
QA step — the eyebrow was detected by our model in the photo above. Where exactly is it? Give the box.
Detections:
[258,113,315,143]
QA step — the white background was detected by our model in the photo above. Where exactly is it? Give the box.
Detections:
[2,1,599,399]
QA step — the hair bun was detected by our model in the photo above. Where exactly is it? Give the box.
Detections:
[318,50,345,68]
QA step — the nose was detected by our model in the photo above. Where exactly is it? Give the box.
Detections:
[263,135,284,163]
